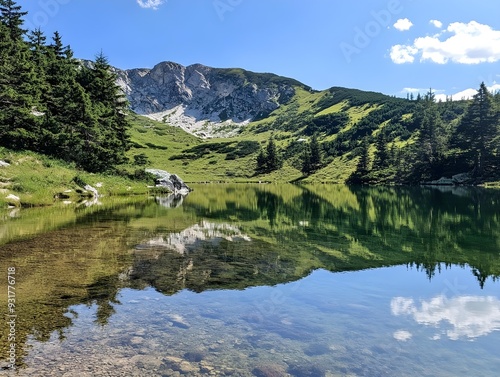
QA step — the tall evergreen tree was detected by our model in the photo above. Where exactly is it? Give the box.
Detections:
[78,51,131,167]
[349,138,371,184]
[255,138,282,174]
[266,137,280,171]
[414,89,446,179]
[0,0,27,40]
[0,1,39,149]
[301,134,322,175]
[453,83,498,176]
[373,131,389,170]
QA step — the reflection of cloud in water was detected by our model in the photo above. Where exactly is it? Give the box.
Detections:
[138,220,251,254]
[391,295,500,340]
[393,330,412,341]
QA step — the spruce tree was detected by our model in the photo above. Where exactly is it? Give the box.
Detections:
[265,137,280,171]
[454,83,498,175]
[0,0,27,40]
[256,148,266,173]
[0,1,39,149]
[309,134,322,171]
[301,134,322,175]
[349,138,370,184]
[78,51,131,168]
[373,131,389,170]
[415,93,446,179]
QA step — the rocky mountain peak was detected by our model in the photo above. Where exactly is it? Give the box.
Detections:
[114,61,309,138]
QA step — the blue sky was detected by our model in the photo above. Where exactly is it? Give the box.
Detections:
[21,0,500,99]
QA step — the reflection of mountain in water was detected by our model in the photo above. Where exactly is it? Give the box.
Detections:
[129,219,295,295]
[2,185,500,367]
[392,295,500,340]
[136,220,251,254]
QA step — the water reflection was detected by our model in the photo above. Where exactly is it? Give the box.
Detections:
[1,184,500,374]
[392,295,500,340]
[137,220,251,254]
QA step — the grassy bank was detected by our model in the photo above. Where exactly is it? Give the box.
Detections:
[0,147,152,208]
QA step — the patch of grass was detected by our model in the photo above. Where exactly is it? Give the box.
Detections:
[0,148,152,207]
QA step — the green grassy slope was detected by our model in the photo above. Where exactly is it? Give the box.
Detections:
[0,147,152,207]
[128,86,470,184]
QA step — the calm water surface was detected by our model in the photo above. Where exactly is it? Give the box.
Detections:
[0,184,499,376]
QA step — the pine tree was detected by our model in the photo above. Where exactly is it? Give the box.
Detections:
[301,134,322,175]
[0,0,27,40]
[373,131,389,170]
[415,93,446,179]
[0,1,39,149]
[255,138,282,174]
[256,148,266,173]
[27,28,49,108]
[78,51,131,168]
[349,138,370,184]
[454,83,498,176]
[357,138,370,178]
[309,134,322,171]
[265,137,280,171]
[301,148,312,175]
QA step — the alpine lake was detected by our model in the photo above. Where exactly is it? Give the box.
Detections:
[1,184,499,377]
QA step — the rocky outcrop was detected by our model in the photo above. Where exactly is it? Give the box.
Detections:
[422,172,473,186]
[146,169,191,195]
[114,62,308,137]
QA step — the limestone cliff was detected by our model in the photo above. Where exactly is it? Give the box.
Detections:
[114,62,310,137]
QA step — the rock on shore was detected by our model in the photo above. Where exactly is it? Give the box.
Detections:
[146,169,192,195]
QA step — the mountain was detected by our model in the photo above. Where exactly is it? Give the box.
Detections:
[122,61,475,185]
[115,61,310,137]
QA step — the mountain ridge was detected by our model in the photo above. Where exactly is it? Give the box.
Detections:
[113,60,314,137]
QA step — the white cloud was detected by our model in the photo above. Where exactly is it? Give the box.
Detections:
[430,19,443,29]
[390,21,500,64]
[391,295,500,340]
[390,44,418,64]
[434,83,500,102]
[393,330,412,341]
[394,18,413,31]
[137,0,164,10]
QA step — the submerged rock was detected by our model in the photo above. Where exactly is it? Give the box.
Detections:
[252,363,287,377]
[146,169,191,195]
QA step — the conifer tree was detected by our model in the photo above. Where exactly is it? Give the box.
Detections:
[265,137,280,171]
[414,91,446,179]
[0,1,38,149]
[349,138,370,184]
[0,0,27,40]
[453,83,498,175]
[301,134,322,175]
[373,131,389,170]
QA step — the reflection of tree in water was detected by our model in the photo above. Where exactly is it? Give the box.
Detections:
[193,184,500,288]
[86,275,125,326]
[3,185,500,368]
[256,190,281,227]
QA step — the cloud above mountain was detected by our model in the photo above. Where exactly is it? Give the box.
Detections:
[394,18,413,31]
[390,21,500,64]
[136,0,164,10]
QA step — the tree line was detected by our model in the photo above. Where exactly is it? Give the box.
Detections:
[0,0,129,173]
[256,84,500,184]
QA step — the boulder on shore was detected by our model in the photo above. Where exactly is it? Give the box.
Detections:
[145,169,192,195]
